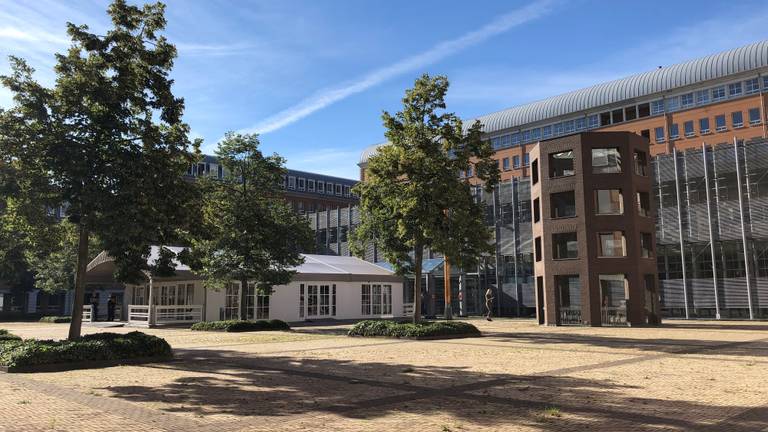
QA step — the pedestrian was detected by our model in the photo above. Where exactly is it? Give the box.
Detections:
[107,294,116,322]
[484,288,494,321]
[91,293,99,322]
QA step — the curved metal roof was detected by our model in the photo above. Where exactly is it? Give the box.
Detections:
[359,40,768,165]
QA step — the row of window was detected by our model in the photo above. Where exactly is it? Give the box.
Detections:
[532,189,651,223]
[187,162,224,179]
[486,75,766,151]
[298,283,337,318]
[284,175,354,198]
[651,107,763,143]
[533,231,653,261]
[556,274,656,309]
[531,147,648,187]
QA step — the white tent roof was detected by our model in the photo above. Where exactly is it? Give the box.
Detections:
[296,254,394,276]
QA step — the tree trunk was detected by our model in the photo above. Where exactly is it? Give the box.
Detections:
[412,246,423,324]
[240,277,249,321]
[67,224,89,340]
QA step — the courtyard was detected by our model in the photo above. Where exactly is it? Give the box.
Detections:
[0,319,766,431]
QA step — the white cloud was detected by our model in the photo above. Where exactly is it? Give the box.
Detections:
[241,0,556,135]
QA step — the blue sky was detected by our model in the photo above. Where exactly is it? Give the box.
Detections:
[1,0,768,179]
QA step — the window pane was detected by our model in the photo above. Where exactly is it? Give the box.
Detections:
[599,274,627,307]
[598,231,626,257]
[732,111,744,128]
[595,189,623,215]
[551,191,576,218]
[641,233,653,258]
[592,148,622,174]
[637,191,650,217]
[633,151,647,176]
[553,232,578,259]
[699,118,710,133]
[549,150,575,177]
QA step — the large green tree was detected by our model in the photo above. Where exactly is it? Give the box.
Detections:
[0,0,200,339]
[351,74,500,323]
[184,133,314,319]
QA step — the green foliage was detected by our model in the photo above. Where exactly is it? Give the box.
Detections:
[0,1,202,338]
[348,320,481,339]
[0,331,171,368]
[0,329,22,342]
[184,133,314,316]
[39,316,71,323]
[190,319,290,332]
[350,74,499,322]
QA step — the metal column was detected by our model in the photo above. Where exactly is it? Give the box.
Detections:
[702,143,721,319]
[733,138,755,319]
[672,148,690,319]
[492,185,503,317]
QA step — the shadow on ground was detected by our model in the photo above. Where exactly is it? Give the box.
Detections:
[97,344,766,431]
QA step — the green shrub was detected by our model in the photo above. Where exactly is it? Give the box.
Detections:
[39,316,71,323]
[0,329,21,342]
[0,331,171,369]
[348,320,481,339]
[190,319,291,332]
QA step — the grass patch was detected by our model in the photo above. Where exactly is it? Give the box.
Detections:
[348,320,481,339]
[542,406,562,418]
[0,331,171,370]
[0,329,21,342]
[190,319,290,332]
[39,316,71,323]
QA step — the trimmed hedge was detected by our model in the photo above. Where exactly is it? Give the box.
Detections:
[0,329,21,342]
[190,319,290,332]
[348,320,481,339]
[39,316,71,323]
[0,331,171,369]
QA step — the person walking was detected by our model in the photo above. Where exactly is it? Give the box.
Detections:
[107,295,116,322]
[91,293,99,322]
[484,288,494,321]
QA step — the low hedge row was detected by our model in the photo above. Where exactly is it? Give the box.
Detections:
[39,316,71,323]
[0,329,21,342]
[0,331,172,369]
[190,319,290,332]
[348,320,481,339]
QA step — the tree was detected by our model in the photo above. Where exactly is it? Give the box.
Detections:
[0,0,200,339]
[351,74,500,323]
[184,133,314,320]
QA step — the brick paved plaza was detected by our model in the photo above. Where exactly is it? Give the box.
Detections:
[1,319,767,432]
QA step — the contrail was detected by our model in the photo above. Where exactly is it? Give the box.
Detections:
[243,0,555,135]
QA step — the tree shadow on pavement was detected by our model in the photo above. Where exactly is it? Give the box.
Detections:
[99,346,767,431]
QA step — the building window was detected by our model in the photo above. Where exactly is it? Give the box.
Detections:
[650,100,664,115]
[299,284,304,318]
[317,181,324,193]
[288,176,296,189]
[598,231,626,257]
[542,125,553,138]
[551,191,576,219]
[298,178,306,191]
[523,153,530,166]
[715,114,726,132]
[749,108,761,125]
[554,122,564,135]
[344,185,351,197]
[712,86,726,101]
[362,284,392,315]
[637,191,650,217]
[522,130,532,143]
[549,150,575,177]
[637,103,650,118]
[335,184,342,195]
[655,126,665,143]
[502,157,510,171]
[683,121,694,137]
[564,120,575,133]
[669,123,679,139]
[600,112,611,126]
[588,114,599,128]
[553,232,578,260]
[634,150,647,176]
[308,179,315,192]
[611,108,624,123]
[732,111,744,128]
[695,89,709,105]
[624,106,637,122]
[532,159,539,185]
[511,133,521,145]
[599,274,627,308]
[532,128,541,141]
[595,189,623,215]
[640,233,654,258]
[699,118,710,134]
[533,198,541,223]
[680,93,694,108]
[592,148,622,174]
[217,165,224,179]
[641,129,650,140]
[666,96,680,112]
[728,82,743,97]
[745,78,760,95]
[513,155,520,169]
[575,117,587,130]
[326,182,334,195]
[534,237,542,262]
